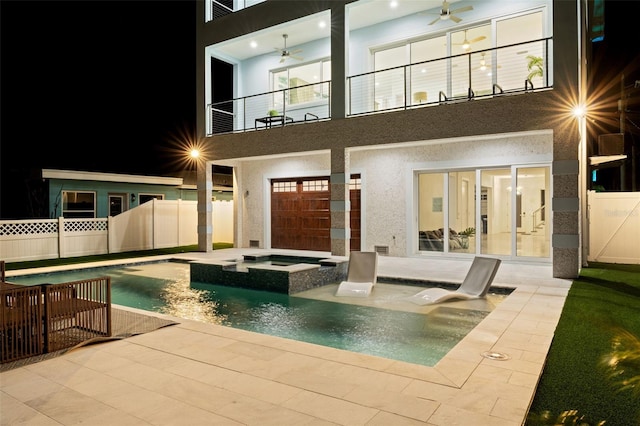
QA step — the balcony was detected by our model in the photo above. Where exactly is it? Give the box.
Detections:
[208,0,266,21]
[208,80,331,135]
[207,38,552,136]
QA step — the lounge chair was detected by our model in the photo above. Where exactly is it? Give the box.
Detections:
[335,251,378,297]
[407,256,501,305]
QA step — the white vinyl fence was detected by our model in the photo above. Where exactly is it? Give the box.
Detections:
[0,199,234,263]
[588,191,640,264]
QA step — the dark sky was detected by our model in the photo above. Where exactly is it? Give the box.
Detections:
[0,0,196,179]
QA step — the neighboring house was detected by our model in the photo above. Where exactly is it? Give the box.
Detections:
[43,169,232,218]
[196,0,588,278]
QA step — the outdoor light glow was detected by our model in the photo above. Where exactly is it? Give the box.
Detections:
[164,125,210,171]
[572,105,586,118]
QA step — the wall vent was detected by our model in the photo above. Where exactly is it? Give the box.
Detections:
[374,245,389,256]
[249,240,260,248]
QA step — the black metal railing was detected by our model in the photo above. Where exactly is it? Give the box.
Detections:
[348,38,552,116]
[208,0,266,21]
[206,38,552,135]
[207,81,331,135]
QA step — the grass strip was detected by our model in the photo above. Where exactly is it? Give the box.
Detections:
[4,243,234,271]
[527,262,640,425]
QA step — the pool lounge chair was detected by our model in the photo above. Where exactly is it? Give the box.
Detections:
[407,256,501,305]
[335,251,378,297]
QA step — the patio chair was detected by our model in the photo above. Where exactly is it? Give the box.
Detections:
[407,256,501,305]
[335,251,378,297]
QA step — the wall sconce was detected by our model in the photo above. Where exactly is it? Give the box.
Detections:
[131,193,136,203]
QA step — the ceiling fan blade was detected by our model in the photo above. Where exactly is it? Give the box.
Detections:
[280,57,286,63]
[469,36,486,44]
[450,15,462,23]
[290,49,303,55]
[428,16,441,25]
[451,5,473,14]
[290,55,304,61]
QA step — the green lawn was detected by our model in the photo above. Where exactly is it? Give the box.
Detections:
[526,262,640,425]
[3,243,233,271]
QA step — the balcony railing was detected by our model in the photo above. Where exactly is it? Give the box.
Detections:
[208,0,266,21]
[206,38,552,136]
[348,38,552,116]
[207,81,331,135]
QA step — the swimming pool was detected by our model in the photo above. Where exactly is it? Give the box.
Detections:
[8,261,505,367]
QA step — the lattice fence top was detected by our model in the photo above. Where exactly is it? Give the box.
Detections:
[63,219,108,233]
[0,221,58,236]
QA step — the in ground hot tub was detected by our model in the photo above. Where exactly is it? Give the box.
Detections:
[190,253,348,294]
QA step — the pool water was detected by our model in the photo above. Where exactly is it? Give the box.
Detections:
[9,261,494,367]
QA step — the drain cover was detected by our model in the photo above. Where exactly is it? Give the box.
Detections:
[481,351,511,360]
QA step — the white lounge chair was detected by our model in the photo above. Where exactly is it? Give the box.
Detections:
[407,256,501,305]
[335,251,378,297]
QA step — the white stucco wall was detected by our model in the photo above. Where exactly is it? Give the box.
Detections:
[234,131,552,256]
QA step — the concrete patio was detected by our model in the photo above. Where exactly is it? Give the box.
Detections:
[1,249,571,425]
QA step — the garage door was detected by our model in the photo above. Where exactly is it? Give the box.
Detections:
[271,176,361,251]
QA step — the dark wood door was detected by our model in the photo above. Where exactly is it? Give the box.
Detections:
[271,176,361,252]
[271,178,330,251]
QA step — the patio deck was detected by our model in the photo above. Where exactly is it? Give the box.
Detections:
[0,249,571,425]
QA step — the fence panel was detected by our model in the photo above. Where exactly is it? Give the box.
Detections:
[153,199,181,249]
[0,220,59,262]
[588,191,640,264]
[0,200,234,262]
[60,218,108,258]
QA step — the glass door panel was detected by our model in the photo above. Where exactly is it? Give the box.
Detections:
[480,169,511,256]
[496,11,544,91]
[418,173,445,252]
[374,45,407,110]
[410,36,446,105]
[448,171,476,253]
[516,166,550,258]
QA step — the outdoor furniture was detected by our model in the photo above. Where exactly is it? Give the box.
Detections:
[407,256,501,305]
[1,269,112,363]
[335,251,378,297]
[255,115,293,129]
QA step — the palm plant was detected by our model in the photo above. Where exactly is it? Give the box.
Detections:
[526,55,544,80]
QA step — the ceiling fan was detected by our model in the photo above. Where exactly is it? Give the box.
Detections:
[474,52,501,72]
[453,30,486,51]
[427,1,473,25]
[274,34,303,63]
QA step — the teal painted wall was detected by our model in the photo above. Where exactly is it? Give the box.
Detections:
[47,179,198,218]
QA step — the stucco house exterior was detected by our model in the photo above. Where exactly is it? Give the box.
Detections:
[195,0,589,278]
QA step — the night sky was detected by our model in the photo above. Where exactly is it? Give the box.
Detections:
[1,1,639,218]
[0,0,196,217]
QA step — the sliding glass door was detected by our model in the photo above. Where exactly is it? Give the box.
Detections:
[417,165,550,260]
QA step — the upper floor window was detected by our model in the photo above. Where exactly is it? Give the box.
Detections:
[271,59,331,107]
[62,191,95,218]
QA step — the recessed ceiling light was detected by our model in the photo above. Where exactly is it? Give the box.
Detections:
[250,41,257,48]
[318,21,326,29]
[390,0,398,9]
